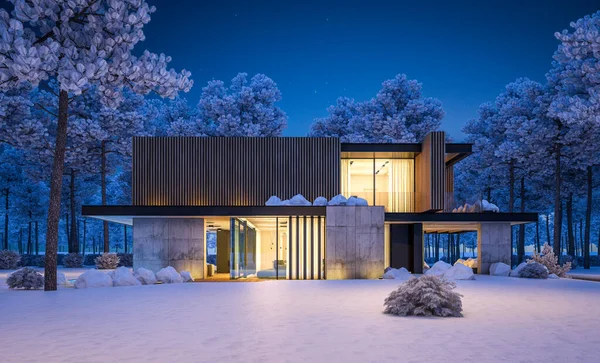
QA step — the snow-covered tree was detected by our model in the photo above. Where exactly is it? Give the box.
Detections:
[309,74,444,142]
[198,73,287,136]
[0,0,192,290]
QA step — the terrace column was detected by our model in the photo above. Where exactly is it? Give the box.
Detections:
[477,222,511,274]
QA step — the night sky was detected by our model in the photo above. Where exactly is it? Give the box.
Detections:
[3,0,600,140]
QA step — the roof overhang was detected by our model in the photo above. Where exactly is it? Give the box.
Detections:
[385,212,537,225]
[82,205,328,225]
[445,143,473,166]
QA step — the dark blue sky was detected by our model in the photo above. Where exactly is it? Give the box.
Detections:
[3,0,599,139]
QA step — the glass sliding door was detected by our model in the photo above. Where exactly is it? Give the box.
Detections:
[230,218,256,279]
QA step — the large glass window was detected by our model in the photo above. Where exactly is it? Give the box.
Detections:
[341,157,414,212]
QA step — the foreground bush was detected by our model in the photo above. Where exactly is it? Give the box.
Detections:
[7,267,44,289]
[0,250,20,269]
[117,253,133,267]
[530,243,571,277]
[383,275,463,317]
[63,253,84,268]
[95,253,120,269]
[519,262,549,279]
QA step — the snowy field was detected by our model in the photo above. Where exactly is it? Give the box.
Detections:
[1,274,599,363]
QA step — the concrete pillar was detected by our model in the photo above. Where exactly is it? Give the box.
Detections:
[477,222,511,274]
[325,206,384,279]
[133,218,205,279]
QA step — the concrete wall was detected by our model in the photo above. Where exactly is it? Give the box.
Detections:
[477,222,511,274]
[325,206,385,279]
[133,218,205,279]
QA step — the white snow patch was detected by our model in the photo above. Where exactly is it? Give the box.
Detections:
[288,194,311,206]
[510,262,527,277]
[74,269,113,289]
[424,261,452,276]
[156,266,183,284]
[265,196,282,206]
[312,196,328,206]
[482,199,500,212]
[328,194,348,206]
[548,273,559,279]
[382,267,411,280]
[57,272,68,286]
[443,263,475,280]
[180,271,193,282]
[347,196,368,206]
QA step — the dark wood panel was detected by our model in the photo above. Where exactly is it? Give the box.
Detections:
[132,137,341,206]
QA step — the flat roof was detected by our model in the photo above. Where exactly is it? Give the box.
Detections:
[385,212,537,225]
[340,142,472,163]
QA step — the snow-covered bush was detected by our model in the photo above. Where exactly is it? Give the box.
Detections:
[510,262,527,277]
[519,262,549,279]
[95,253,120,269]
[0,250,20,269]
[112,267,141,287]
[63,253,83,268]
[156,266,183,283]
[530,243,571,277]
[117,253,133,267]
[7,267,44,290]
[134,268,157,285]
[383,275,463,317]
[561,255,577,269]
[74,269,113,289]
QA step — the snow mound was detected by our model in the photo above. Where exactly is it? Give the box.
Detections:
[180,271,193,282]
[328,194,348,206]
[265,196,282,206]
[347,196,368,206]
[289,194,311,206]
[548,273,559,279]
[281,199,290,205]
[74,269,113,289]
[489,262,511,276]
[156,266,183,283]
[424,261,452,276]
[382,267,411,280]
[57,272,68,286]
[443,263,475,280]
[134,268,157,285]
[482,199,499,212]
[510,262,527,277]
[112,266,142,287]
[312,196,328,206]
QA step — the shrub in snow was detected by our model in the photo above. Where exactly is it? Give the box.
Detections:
[561,255,577,269]
[117,253,133,267]
[510,262,527,277]
[313,196,328,206]
[74,269,113,289]
[424,261,452,276]
[383,267,411,280]
[347,196,368,206]
[519,262,549,279]
[328,194,348,206]
[7,267,44,290]
[18,254,45,267]
[180,271,193,282]
[57,272,68,286]
[95,253,120,269]
[0,250,20,269]
[383,275,463,317]
[530,243,571,277]
[156,266,184,283]
[112,266,141,287]
[265,196,282,206]
[289,194,311,206]
[64,253,83,268]
[489,262,511,276]
[443,263,475,280]
[134,268,157,285]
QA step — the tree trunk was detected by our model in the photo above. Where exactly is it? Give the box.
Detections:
[517,177,525,263]
[3,188,8,250]
[101,140,110,254]
[18,228,23,254]
[69,170,79,254]
[566,193,574,258]
[546,214,551,247]
[65,213,70,251]
[44,89,69,291]
[535,220,540,253]
[124,225,128,253]
[434,233,439,261]
[82,219,87,257]
[508,161,515,213]
[27,213,32,255]
[553,147,562,258]
[579,220,583,259]
[35,221,39,255]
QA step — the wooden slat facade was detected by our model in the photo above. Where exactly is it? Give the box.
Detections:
[132,137,341,206]
[414,131,446,212]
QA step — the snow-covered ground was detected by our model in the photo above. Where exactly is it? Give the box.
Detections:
[0,275,599,363]
[568,266,600,276]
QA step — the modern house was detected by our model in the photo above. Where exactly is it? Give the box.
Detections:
[83,131,536,280]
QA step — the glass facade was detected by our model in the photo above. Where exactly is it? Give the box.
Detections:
[341,158,414,212]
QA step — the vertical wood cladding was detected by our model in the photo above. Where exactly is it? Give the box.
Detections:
[133,137,341,206]
[415,132,446,212]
